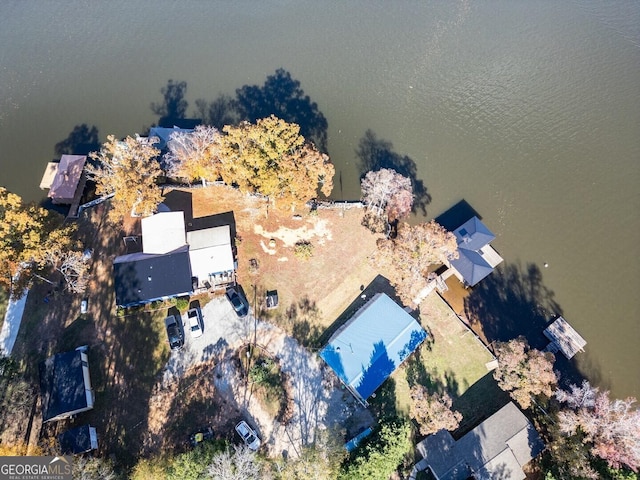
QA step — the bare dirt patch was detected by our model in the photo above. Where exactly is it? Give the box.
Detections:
[186,186,380,331]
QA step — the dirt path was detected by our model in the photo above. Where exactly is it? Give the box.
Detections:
[211,323,373,458]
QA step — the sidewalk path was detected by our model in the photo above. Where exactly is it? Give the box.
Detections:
[0,290,29,356]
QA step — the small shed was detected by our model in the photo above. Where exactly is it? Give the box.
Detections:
[58,425,98,454]
[319,293,427,406]
[265,290,279,309]
[543,316,587,359]
[39,347,94,423]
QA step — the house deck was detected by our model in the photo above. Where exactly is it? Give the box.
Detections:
[479,244,503,268]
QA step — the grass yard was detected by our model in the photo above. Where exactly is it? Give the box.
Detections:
[370,293,499,430]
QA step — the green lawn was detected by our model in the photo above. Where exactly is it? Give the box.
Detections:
[372,293,496,421]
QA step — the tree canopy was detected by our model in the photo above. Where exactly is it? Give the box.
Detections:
[493,337,557,409]
[217,115,334,210]
[409,386,462,436]
[556,381,640,473]
[372,220,458,304]
[339,418,412,480]
[87,134,162,222]
[361,168,413,233]
[0,188,78,299]
[164,125,221,185]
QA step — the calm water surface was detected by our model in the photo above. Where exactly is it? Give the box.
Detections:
[1,1,638,398]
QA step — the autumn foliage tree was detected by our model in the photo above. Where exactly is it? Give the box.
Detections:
[492,337,557,409]
[555,381,640,473]
[409,386,462,436]
[87,134,162,222]
[372,220,458,304]
[0,188,79,299]
[361,168,413,233]
[164,125,222,185]
[217,115,334,210]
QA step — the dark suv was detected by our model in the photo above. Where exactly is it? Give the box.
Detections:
[164,315,184,350]
[225,287,249,318]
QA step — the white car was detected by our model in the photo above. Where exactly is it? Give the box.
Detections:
[187,308,203,338]
[235,421,261,451]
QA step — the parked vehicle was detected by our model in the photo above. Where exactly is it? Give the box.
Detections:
[80,299,88,314]
[164,315,184,350]
[235,420,261,451]
[187,307,203,338]
[189,426,214,447]
[225,287,249,318]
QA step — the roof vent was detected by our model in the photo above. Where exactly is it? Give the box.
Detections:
[148,276,152,282]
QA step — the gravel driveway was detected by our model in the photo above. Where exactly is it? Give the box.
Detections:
[161,295,252,386]
[157,293,373,457]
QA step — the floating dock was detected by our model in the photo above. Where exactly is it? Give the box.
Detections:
[543,316,587,359]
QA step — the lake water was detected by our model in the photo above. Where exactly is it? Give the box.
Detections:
[1,1,638,398]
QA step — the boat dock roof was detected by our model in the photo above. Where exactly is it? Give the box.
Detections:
[543,316,587,359]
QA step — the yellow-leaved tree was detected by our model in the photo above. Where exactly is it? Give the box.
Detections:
[0,187,79,299]
[217,115,334,210]
[87,134,162,222]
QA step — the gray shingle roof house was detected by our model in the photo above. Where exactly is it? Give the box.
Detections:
[39,347,94,423]
[416,402,544,480]
[448,216,503,287]
[112,245,193,307]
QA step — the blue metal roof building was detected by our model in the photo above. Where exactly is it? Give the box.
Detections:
[319,293,427,405]
[449,216,504,287]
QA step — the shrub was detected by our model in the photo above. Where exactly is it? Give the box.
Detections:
[175,296,190,312]
[294,241,314,260]
[249,359,278,387]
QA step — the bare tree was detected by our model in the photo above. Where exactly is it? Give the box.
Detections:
[164,125,222,185]
[493,337,557,409]
[207,445,264,480]
[556,382,640,472]
[360,168,413,233]
[410,386,462,436]
[0,187,78,299]
[72,456,118,480]
[44,249,90,294]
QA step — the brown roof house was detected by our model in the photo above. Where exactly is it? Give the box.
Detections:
[40,154,87,204]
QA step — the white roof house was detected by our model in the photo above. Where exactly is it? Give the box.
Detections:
[141,211,186,254]
[187,225,235,287]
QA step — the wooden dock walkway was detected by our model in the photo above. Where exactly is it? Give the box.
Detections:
[543,316,587,359]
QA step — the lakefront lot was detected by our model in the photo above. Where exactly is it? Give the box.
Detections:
[1,184,497,469]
